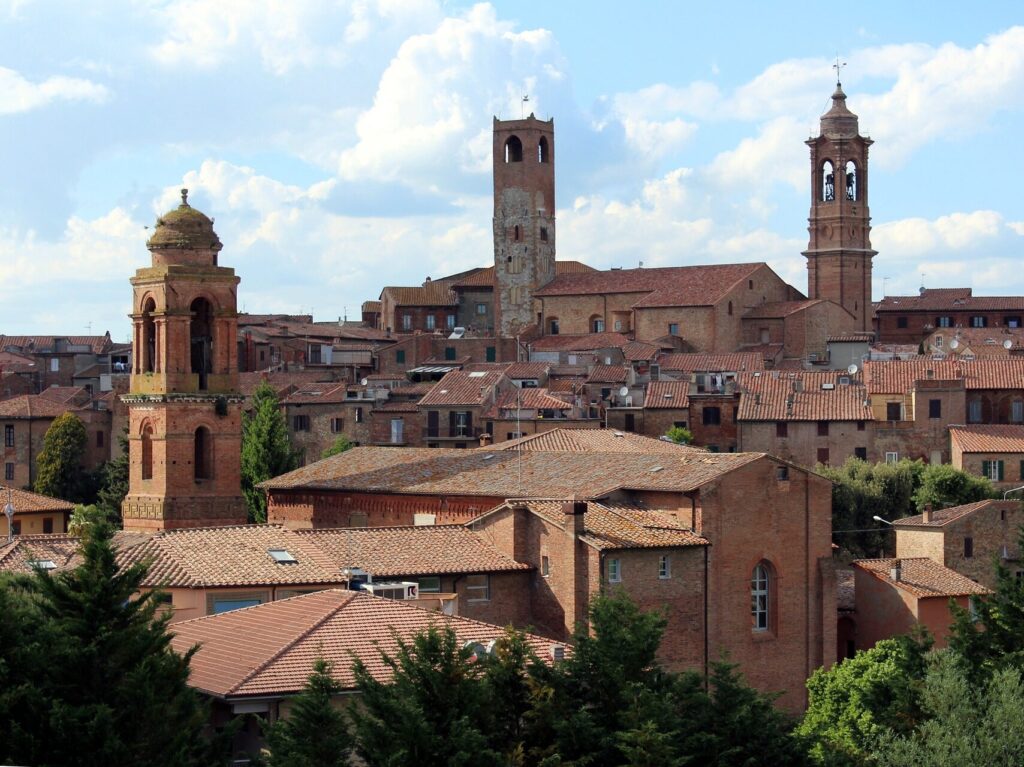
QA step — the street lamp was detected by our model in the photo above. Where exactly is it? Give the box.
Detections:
[4,486,14,542]
[872,516,893,526]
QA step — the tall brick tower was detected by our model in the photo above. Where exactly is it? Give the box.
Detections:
[121,189,247,532]
[802,82,876,332]
[493,114,556,336]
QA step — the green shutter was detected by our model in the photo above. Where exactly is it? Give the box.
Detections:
[998,461,1005,481]
[486,346,496,362]
[982,461,992,479]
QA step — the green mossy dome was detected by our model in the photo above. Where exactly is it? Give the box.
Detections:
[147,189,222,252]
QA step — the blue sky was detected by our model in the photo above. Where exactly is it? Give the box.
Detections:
[1,1,1022,339]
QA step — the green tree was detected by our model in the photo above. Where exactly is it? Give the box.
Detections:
[911,463,996,512]
[266,657,351,767]
[798,634,932,766]
[241,381,298,523]
[664,426,693,445]
[322,434,354,460]
[873,653,1024,767]
[349,625,497,767]
[95,428,130,524]
[34,411,93,503]
[0,519,210,767]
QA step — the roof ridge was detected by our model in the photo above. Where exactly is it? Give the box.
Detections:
[227,591,356,695]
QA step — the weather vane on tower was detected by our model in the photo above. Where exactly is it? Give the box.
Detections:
[833,56,846,86]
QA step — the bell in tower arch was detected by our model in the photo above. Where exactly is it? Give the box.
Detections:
[845,161,857,201]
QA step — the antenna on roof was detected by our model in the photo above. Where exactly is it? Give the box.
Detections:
[832,55,846,87]
[1005,339,1014,350]
[847,364,858,375]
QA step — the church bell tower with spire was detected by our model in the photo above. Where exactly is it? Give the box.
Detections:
[802,80,876,332]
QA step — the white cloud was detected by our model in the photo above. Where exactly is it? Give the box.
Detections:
[0,66,108,115]
[873,210,1005,259]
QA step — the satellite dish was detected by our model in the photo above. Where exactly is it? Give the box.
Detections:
[618,386,629,397]
[847,364,858,375]
[1004,339,1014,350]
[360,378,368,386]
[950,338,960,350]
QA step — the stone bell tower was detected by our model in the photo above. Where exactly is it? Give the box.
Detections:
[121,189,247,532]
[802,82,876,332]
[493,114,556,336]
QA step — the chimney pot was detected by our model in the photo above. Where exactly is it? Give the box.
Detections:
[479,432,493,447]
[890,559,902,582]
[922,505,933,523]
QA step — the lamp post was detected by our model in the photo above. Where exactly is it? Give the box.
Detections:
[4,486,14,542]
[872,515,894,526]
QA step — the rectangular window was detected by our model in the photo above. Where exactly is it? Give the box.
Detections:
[50,358,59,372]
[982,460,1005,481]
[857,421,865,431]
[466,574,490,602]
[292,415,310,432]
[1013,401,1024,423]
[702,407,721,426]
[964,537,974,558]
[541,555,550,577]
[1006,316,1022,328]
[539,227,548,242]
[817,448,830,465]
[817,421,829,437]
[593,319,605,332]
[42,517,53,534]
[886,402,902,421]
[775,466,789,481]
[445,346,457,361]
[608,558,622,583]
[447,315,456,329]
[776,422,788,438]
[1020,460,1024,481]
[11,520,20,535]
[855,447,867,460]
[934,335,944,348]
[454,411,470,437]
[929,399,942,419]
[330,417,344,433]
[668,323,679,335]
[968,400,983,423]
[308,344,322,364]
[486,346,496,362]
[549,319,559,335]
[936,316,953,328]
[897,317,908,329]
[390,418,403,444]
[624,413,636,432]
[885,451,899,464]
[4,425,13,446]
[396,349,406,364]
[476,303,487,315]
[658,556,671,580]
[212,597,263,614]
[426,314,436,330]
[971,316,987,328]
[4,463,13,481]
[418,576,441,593]
[402,314,412,331]
[354,407,363,423]
[96,430,104,448]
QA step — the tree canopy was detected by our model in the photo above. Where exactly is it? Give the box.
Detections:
[33,411,95,503]
[241,380,298,523]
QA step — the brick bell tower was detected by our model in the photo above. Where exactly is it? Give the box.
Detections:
[121,189,247,532]
[493,114,556,336]
[802,81,876,332]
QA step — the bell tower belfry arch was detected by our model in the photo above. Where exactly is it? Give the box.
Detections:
[121,189,247,532]
[802,81,876,332]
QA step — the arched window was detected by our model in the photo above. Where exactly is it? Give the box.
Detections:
[821,161,835,201]
[549,317,560,335]
[190,297,214,390]
[845,161,857,201]
[194,426,212,481]
[505,136,523,163]
[141,424,154,481]
[141,297,156,374]
[538,136,550,163]
[751,562,771,632]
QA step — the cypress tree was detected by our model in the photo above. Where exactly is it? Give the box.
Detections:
[241,380,298,523]
[266,657,351,767]
[34,411,91,502]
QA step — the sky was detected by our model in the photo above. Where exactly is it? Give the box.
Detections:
[1,1,1023,340]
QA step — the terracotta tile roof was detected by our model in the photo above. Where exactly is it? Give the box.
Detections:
[0,350,38,372]
[586,365,629,384]
[534,263,766,309]
[418,370,506,407]
[528,333,632,352]
[263,445,761,498]
[0,334,111,355]
[491,428,701,453]
[828,333,875,343]
[736,371,873,421]
[863,359,1024,394]
[494,388,573,412]
[0,534,81,573]
[876,288,1024,313]
[452,260,595,288]
[118,524,346,589]
[892,499,1017,528]
[379,282,458,307]
[658,353,765,373]
[504,362,551,379]
[742,299,827,319]
[488,500,707,551]
[0,484,75,513]
[950,425,1024,454]
[372,401,419,413]
[925,328,1024,358]
[0,394,78,418]
[623,341,660,361]
[37,386,92,404]
[238,371,333,397]
[390,382,435,396]
[644,381,690,409]
[283,383,350,404]
[295,525,530,577]
[547,376,586,393]
[169,590,561,698]
[361,301,382,313]
[853,558,991,599]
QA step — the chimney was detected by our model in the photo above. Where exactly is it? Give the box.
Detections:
[479,432,493,447]
[922,504,932,523]
[561,499,587,638]
[890,559,902,582]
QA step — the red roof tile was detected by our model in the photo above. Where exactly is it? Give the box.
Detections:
[0,334,111,355]
[491,428,701,453]
[283,383,350,404]
[528,332,632,352]
[0,394,80,418]
[418,370,506,407]
[892,499,1018,528]
[494,388,574,412]
[853,557,991,598]
[877,288,1024,313]
[950,425,1024,454]
[659,352,765,373]
[736,371,873,421]
[586,365,629,384]
[453,260,595,288]
[379,282,458,307]
[863,359,1024,394]
[742,299,827,319]
[0,484,75,513]
[504,362,551,379]
[644,381,690,409]
[623,341,661,361]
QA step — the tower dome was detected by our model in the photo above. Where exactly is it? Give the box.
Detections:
[819,83,860,139]
[146,188,222,263]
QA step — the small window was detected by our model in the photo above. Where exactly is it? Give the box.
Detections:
[929,399,942,419]
[541,555,550,577]
[540,227,548,242]
[396,349,406,364]
[970,316,987,328]
[505,135,523,163]
[426,315,436,330]
[1012,400,1024,423]
[702,407,721,426]
[401,314,412,331]
[418,576,441,593]
[4,424,13,447]
[96,430,104,448]
[354,407,363,424]
[776,422,788,438]
[476,303,487,315]
[937,316,952,328]
[330,417,344,433]
[748,279,754,290]
[42,517,53,534]
[668,323,679,335]
[964,537,974,559]
[1006,316,1022,328]
[897,317,908,329]
[982,460,1004,482]
[817,448,830,465]
[935,335,944,348]
[658,556,671,580]
[751,563,770,632]
[447,315,456,329]
[886,402,902,421]
[445,347,457,361]
[549,319,559,335]
[293,415,310,432]
[538,136,549,163]
[30,558,57,570]
[486,346,496,362]
[856,421,865,431]
[50,358,59,372]
[775,466,789,481]
[593,318,605,333]
[885,451,899,464]
[212,597,262,614]
[855,447,867,460]
[268,549,298,564]
[968,400,983,423]
[817,421,829,437]
[608,558,622,583]
[4,463,13,481]
[728,301,733,316]
[10,520,20,535]
[466,574,490,601]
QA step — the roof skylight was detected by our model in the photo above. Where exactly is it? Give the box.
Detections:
[268,548,298,564]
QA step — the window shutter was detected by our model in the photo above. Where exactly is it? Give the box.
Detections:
[465,411,473,435]
[449,411,457,435]
[999,461,1005,481]
[983,461,991,478]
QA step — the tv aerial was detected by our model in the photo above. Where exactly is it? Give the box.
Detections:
[949,338,960,350]
[618,386,629,397]
[847,364,858,375]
